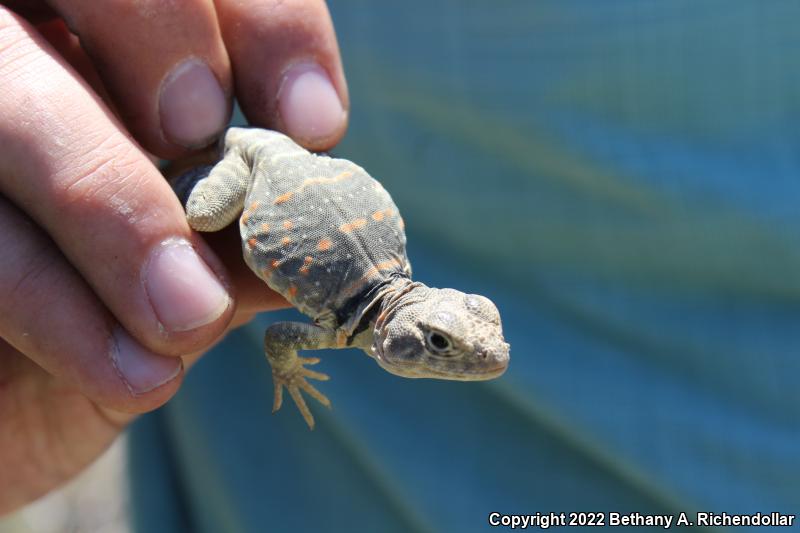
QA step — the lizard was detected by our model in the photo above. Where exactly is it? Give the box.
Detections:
[173,127,510,429]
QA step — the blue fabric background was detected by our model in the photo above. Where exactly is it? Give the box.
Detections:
[130,2,800,531]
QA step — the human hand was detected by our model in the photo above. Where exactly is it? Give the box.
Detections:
[0,0,348,513]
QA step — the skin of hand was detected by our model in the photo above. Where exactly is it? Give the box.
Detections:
[0,0,349,514]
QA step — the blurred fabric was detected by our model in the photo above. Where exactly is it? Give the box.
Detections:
[129,2,800,531]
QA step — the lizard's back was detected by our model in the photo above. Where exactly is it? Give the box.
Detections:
[239,132,410,322]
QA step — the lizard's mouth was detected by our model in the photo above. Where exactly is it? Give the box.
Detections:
[375,358,508,381]
[372,338,509,381]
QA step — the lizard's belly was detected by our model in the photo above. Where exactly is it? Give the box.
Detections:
[239,157,409,319]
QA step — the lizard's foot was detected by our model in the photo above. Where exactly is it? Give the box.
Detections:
[271,357,331,429]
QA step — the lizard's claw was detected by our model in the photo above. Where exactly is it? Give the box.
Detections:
[271,357,331,429]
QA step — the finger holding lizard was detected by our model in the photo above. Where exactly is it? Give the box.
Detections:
[215,0,349,150]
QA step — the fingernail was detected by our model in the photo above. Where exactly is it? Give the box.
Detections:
[144,239,230,332]
[277,62,346,144]
[111,327,182,395]
[160,58,228,148]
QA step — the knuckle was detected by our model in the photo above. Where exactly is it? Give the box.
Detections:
[4,243,57,309]
[0,213,61,313]
[241,0,329,30]
[59,0,210,26]
[0,8,44,72]
[52,134,149,218]
[0,6,22,40]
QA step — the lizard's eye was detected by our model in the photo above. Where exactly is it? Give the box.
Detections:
[425,331,453,355]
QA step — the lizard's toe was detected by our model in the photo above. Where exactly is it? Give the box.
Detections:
[271,359,331,429]
[288,384,315,429]
[298,378,331,408]
[301,368,330,381]
[272,381,284,413]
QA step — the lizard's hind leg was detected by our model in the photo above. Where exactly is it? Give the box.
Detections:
[264,322,338,429]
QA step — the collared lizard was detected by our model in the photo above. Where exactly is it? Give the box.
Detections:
[174,127,510,428]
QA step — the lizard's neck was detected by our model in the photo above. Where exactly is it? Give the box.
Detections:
[368,278,429,356]
[341,275,424,352]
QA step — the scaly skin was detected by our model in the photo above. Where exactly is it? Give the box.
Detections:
[174,127,510,428]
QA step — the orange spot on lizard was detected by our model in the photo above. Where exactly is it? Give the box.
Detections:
[339,218,368,233]
[272,171,354,207]
[274,191,294,204]
[261,223,270,233]
[247,237,257,249]
[241,201,260,224]
[282,220,293,230]
[371,208,394,222]
[300,170,354,190]
[362,258,403,280]
[342,258,403,297]
[299,256,313,275]
[317,238,332,251]
[281,236,292,246]
[288,284,298,298]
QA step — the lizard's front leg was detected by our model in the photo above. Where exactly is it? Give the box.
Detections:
[264,322,338,429]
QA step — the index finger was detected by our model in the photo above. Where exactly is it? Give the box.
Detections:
[0,8,234,356]
[46,0,233,157]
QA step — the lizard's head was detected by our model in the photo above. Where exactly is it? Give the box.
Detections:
[372,287,509,381]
